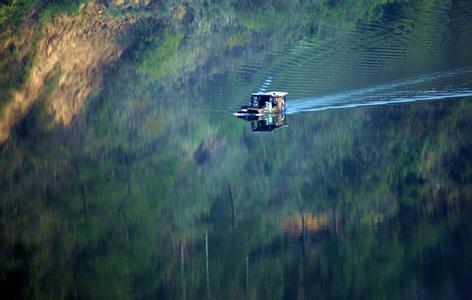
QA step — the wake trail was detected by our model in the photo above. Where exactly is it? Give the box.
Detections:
[287,67,472,114]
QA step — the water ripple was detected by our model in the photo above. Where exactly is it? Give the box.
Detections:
[203,1,472,115]
[287,68,472,114]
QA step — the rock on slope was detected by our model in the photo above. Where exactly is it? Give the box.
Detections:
[0,3,137,142]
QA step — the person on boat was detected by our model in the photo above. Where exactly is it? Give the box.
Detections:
[277,96,285,110]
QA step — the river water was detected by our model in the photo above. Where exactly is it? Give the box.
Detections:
[1,1,472,299]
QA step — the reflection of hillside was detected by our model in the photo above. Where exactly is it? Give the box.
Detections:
[0,0,392,143]
[0,3,137,142]
[0,0,471,299]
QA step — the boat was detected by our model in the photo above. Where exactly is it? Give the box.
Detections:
[235,91,287,116]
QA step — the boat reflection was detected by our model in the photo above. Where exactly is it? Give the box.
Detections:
[237,113,287,132]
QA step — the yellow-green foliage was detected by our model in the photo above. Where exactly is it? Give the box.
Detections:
[0,0,87,29]
[137,33,184,78]
[0,0,34,28]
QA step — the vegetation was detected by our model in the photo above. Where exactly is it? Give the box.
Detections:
[0,0,88,117]
[0,0,86,29]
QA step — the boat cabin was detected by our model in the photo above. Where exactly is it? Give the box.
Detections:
[250,91,287,111]
[237,91,287,115]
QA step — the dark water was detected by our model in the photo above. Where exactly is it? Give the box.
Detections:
[2,1,472,299]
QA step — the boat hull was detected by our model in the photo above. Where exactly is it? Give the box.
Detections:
[235,107,284,116]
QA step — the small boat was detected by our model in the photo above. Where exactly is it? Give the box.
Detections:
[236,91,287,116]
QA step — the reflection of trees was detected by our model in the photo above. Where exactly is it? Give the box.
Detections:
[2,97,471,298]
[187,100,472,299]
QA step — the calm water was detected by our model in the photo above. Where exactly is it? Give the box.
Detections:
[2,1,472,299]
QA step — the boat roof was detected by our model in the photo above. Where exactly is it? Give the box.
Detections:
[251,91,288,97]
